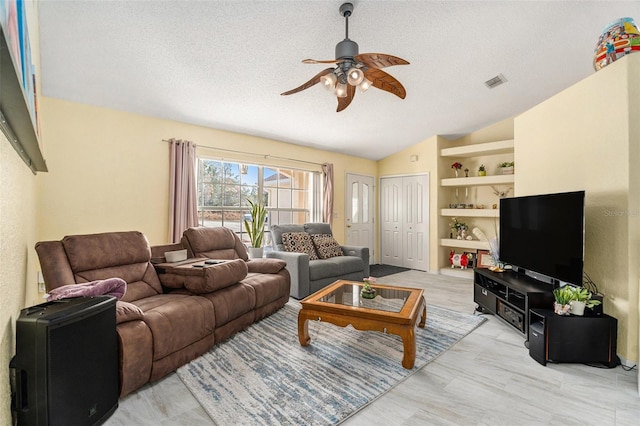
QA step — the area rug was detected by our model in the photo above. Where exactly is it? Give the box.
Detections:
[177,300,485,426]
[369,264,411,277]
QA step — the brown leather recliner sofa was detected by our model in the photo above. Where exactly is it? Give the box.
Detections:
[35,229,290,397]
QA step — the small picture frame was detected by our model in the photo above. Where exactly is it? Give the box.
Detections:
[476,250,495,269]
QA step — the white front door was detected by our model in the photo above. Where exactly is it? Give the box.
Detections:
[345,173,375,265]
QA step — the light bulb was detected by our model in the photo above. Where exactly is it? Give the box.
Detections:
[320,73,337,90]
[335,82,348,98]
[347,67,364,86]
[359,77,372,92]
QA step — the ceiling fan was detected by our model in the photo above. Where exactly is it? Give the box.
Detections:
[281,2,409,112]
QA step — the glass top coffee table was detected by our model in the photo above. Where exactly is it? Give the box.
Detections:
[298,279,427,369]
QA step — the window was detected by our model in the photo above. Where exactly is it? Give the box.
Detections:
[197,158,321,245]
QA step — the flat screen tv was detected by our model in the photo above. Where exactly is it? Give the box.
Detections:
[499,190,585,286]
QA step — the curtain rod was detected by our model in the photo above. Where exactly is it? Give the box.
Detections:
[162,139,325,167]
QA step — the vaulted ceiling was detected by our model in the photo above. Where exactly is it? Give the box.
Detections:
[38,1,640,160]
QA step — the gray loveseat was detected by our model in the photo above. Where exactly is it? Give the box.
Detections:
[266,223,369,299]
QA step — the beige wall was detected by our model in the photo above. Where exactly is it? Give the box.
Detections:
[515,54,640,362]
[0,133,39,426]
[0,1,40,423]
[37,97,377,247]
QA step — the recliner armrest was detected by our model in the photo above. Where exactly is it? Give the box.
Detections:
[266,251,310,299]
[341,245,370,277]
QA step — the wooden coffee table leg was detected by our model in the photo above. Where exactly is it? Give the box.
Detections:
[298,310,311,346]
[418,297,427,328]
[400,326,416,369]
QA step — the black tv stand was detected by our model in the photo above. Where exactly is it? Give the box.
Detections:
[474,268,554,339]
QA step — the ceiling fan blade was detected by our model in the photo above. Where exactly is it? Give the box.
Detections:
[281,68,335,96]
[302,58,340,64]
[336,84,356,112]
[355,53,410,69]
[363,68,407,99]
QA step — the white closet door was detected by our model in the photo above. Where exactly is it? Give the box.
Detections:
[380,177,403,267]
[379,175,429,270]
[403,175,429,271]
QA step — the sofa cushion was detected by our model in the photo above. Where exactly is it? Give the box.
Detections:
[311,234,344,259]
[282,232,319,260]
[303,223,333,235]
[133,294,215,361]
[60,231,163,301]
[308,256,364,281]
[270,224,305,250]
[182,226,249,260]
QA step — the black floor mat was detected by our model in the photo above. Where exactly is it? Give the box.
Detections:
[369,264,411,278]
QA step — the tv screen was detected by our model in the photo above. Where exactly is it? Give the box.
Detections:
[499,190,585,286]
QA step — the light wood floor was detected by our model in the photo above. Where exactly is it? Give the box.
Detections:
[105,270,639,426]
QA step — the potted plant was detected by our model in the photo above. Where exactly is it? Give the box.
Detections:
[361,277,377,299]
[499,161,514,175]
[553,286,601,316]
[570,287,602,316]
[243,199,267,258]
[553,286,574,315]
[478,164,486,176]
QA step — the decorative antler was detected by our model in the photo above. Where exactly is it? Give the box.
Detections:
[491,186,513,198]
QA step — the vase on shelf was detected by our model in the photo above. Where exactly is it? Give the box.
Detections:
[593,17,640,71]
[454,169,459,177]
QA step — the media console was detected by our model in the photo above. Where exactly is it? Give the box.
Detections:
[473,268,554,339]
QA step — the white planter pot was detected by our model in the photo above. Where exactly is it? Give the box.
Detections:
[247,247,264,259]
[570,300,586,316]
[500,166,514,175]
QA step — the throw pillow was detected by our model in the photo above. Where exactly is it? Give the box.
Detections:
[281,232,319,260]
[311,234,344,259]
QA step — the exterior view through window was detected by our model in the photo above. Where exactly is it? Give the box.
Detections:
[197,158,321,246]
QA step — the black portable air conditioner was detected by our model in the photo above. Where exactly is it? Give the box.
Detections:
[10,296,118,425]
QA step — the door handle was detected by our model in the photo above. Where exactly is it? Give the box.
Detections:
[347,225,352,228]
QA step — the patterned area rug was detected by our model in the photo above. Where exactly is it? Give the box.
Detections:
[177,300,485,426]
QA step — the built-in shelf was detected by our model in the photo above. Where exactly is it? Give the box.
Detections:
[441,174,514,187]
[440,238,490,250]
[440,139,514,158]
[440,208,500,218]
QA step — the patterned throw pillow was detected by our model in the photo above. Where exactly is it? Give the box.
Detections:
[281,232,319,260]
[311,234,344,259]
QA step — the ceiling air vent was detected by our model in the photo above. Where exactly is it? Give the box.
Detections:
[485,74,507,89]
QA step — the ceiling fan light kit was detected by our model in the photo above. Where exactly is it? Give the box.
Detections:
[281,2,409,112]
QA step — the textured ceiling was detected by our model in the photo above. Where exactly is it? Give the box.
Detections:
[38,1,640,160]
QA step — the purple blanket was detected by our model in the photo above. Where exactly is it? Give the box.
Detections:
[46,278,127,301]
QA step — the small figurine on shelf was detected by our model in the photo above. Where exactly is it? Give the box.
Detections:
[450,251,472,269]
[449,217,468,239]
[464,168,469,177]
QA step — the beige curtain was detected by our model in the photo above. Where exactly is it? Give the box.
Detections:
[169,139,199,243]
[321,163,334,226]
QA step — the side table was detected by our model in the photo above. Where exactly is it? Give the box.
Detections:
[529,308,618,368]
